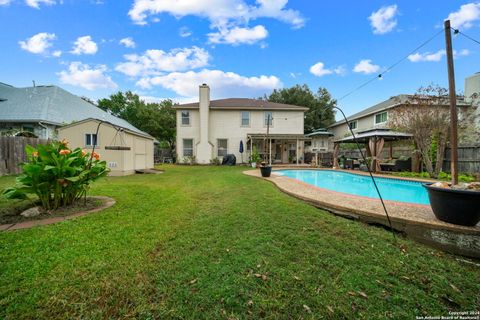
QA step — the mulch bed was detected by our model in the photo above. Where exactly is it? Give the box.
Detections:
[0,196,115,231]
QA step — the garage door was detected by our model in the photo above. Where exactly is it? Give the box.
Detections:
[134,138,147,170]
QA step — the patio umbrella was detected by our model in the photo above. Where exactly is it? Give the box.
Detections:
[239,140,244,163]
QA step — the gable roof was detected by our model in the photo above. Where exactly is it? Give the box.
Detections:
[175,98,309,111]
[329,94,472,128]
[0,83,151,137]
[58,118,154,140]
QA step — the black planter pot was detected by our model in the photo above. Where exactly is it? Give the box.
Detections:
[260,166,272,177]
[423,183,480,226]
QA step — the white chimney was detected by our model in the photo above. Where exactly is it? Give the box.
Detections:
[196,84,212,163]
[465,72,480,103]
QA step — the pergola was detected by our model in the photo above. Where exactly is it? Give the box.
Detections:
[333,128,413,172]
[247,133,311,165]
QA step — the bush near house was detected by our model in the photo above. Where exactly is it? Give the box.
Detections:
[2,140,109,210]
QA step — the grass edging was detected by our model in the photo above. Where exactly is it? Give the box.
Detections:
[0,196,115,231]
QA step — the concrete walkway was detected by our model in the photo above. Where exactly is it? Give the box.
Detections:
[244,168,480,258]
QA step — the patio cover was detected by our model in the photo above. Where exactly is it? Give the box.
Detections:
[247,133,311,140]
[333,129,413,172]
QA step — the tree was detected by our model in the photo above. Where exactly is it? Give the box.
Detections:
[97,92,176,154]
[389,85,476,178]
[265,84,336,133]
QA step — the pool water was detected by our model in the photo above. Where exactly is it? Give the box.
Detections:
[275,170,430,205]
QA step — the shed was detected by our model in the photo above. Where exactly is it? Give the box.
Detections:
[57,118,154,176]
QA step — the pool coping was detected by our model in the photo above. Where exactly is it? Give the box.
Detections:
[244,168,480,258]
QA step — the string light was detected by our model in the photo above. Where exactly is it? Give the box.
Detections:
[336,28,444,102]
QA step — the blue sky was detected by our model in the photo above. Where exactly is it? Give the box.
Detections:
[0,0,479,118]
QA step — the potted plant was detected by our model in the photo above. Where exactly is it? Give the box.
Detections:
[250,146,260,168]
[423,182,480,226]
[260,161,272,177]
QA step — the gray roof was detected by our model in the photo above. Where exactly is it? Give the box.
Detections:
[0,84,151,137]
[335,128,413,143]
[330,94,472,127]
[175,98,309,111]
[305,128,334,137]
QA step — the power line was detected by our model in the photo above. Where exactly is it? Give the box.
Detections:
[456,30,480,46]
[336,28,445,103]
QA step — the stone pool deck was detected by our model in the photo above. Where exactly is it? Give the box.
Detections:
[244,168,480,259]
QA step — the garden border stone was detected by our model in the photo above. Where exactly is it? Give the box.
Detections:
[0,196,115,231]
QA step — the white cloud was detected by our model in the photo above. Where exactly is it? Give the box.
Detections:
[52,50,62,57]
[0,0,12,5]
[19,32,56,54]
[58,62,117,90]
[25,0,56,8]
[119,37,136,48]
[368,4,398,34]
[128,0,305,28]
[447,2,480,29]
[115,46,210,77]
[309,62,345,77]
[408,50,445,62]
[408,49,471,62]
[353,59,381,74]
[208,25,268,45]
[128,0,303,47]
[136,69,282,99]
[71,36,98,55]
[139,95,196,104]
[179,26,192,37]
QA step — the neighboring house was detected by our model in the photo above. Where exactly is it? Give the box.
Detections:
[58,118,154,176]
[0,83,143,139]
[0,82,155,175]
[174,84,309,164]
[329,73,480,141]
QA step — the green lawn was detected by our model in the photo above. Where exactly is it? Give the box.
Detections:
[0,166,478,319]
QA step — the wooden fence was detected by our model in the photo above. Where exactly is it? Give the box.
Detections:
[0,136,50,175]
[443,146,480,174]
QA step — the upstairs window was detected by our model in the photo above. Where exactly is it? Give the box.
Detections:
[375,111,388,124]
[349,120,358,130]
[217,139,228,157]
[85,133,98,146]
[264,112,273,126]
[241,111,250,127]
[181,110,190,125]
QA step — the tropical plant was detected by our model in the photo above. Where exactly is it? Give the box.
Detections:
[250,146,261,164]
[2,140,109,210]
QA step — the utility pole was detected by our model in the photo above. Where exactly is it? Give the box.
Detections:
[444,19,458,185]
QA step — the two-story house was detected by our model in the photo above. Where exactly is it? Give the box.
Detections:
[329,73,480,141]
[174,84,309,165]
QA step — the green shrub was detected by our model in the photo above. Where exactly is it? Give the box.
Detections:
[210,157,221,165]
[249,146,261,164]
[2,140,109,210]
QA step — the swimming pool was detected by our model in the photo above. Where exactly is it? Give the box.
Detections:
[275,170,430,205]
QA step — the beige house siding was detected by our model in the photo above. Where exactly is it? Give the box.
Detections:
[176,108,305,163]
[58,119,154,176]
[330,110,389,139]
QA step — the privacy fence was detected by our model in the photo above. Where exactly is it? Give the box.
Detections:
[0,136,50,175]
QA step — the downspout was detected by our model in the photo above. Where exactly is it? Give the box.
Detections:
[38,121,50,139]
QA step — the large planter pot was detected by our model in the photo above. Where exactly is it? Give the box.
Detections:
[260,166,272,177]
[423,183,480,226]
